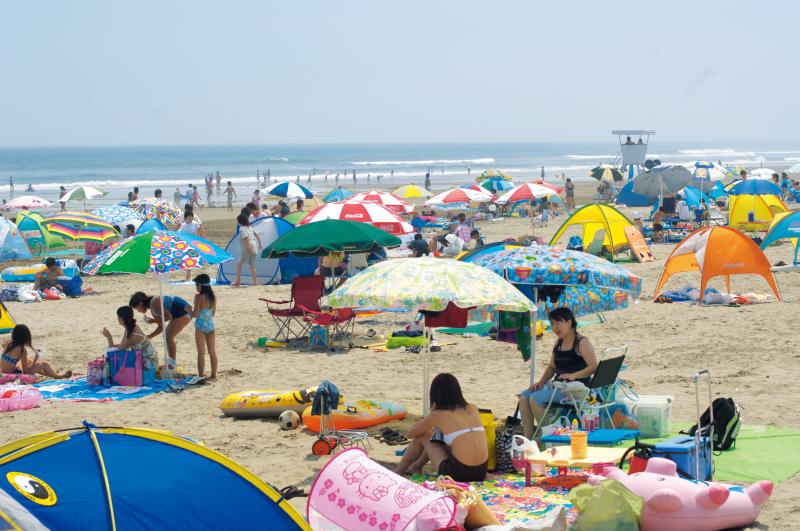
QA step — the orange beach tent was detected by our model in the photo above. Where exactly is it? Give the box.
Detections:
[654,226,780,303]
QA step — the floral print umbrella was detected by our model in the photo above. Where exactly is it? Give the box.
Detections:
[461,245,642,317]
[92,205,145,225]
[128,199,182,225]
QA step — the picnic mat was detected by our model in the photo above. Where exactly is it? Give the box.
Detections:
[642,425,800,484]
[437,321,495,336]
[411,472,577,527]
[34,377,173,402]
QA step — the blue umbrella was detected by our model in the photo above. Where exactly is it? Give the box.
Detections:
[480,178,515,193]
[322,188,353,202]
[262,181,313,199]
[678,186,712,208]
[727,180,783,196]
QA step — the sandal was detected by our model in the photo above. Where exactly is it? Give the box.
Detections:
[380,430,409,446]
[279,485,308,500]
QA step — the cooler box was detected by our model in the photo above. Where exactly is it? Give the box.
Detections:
[653,435,712,481]
[617,394,672,438]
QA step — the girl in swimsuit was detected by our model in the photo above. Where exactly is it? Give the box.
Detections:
[395,373,488,482]
[129,291,192,368]
[101,307,159,372]
[192,274,217,379]
[0,324,71,379]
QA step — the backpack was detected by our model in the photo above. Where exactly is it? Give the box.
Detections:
[681,397,741,451]
[494,407,522,473]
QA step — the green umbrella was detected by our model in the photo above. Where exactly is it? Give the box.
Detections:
[590,165,624,182]
[262,219,401,258]
[283,211,307,225]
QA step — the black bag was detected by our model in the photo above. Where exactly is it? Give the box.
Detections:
[681,397,741,451]
[494,406,522,473]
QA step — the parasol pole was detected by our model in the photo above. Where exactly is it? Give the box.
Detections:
[423,323,430,415]
[156,272,174,380]
[529,287,538,387]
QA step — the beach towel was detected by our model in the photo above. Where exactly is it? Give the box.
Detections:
[311,380,340,415]
[34,377,172,402]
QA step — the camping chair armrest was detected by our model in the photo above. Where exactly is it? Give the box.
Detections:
[297,304,324,317]
[260,298,291,305]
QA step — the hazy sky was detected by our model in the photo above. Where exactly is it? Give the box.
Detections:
[1,1,796,146]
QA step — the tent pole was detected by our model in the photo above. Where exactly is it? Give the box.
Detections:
[423,324,430,415]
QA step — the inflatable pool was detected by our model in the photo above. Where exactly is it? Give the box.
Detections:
[302,400,406,433]
[0,384,42,412]
[220,387,321,418]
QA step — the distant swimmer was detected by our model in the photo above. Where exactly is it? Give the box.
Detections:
[25,184,33,192]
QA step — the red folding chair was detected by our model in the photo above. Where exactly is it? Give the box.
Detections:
[261,275,325,341]
[300,306,356,350]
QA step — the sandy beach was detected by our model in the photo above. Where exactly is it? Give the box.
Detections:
[1,182,798,528]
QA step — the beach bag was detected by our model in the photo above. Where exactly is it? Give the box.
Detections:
[106,350,143,387]
[87,356,107,386]
[494,406,521,473]
[478,409,496,471]
[681,397,741,451]
[57,275,82,297]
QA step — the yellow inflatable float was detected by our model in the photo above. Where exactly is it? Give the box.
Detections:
[220,387,322,418]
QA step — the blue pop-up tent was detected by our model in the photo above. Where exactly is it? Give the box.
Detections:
[761,210,800,264]
[615,181,656,208]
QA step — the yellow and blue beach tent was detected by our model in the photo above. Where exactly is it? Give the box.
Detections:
[14,211,66,252]
[0,422,309,530]
[761,210,800,265]
[549,203,635,260]
[727,180,787,231]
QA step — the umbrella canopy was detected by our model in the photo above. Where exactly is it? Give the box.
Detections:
[299,200,413,235]
[749,168,778,180]
[262,219,401,258]
[684,160,727,183]
[42,212,119,243]
[262,181,313,199]
[590,165,624,182]
[461,245,642,317]
[633,165,693,197]
[322,188,354,202]
[282,211,306,225]
[495,183,556,204]
[0,424,308,530]
[129,198,183,225]
[727,179,783,196]
[92,205,146,225]
[425,187,493,205]
[788,163,800,174]
[5,196,52,210]
[82,230,231,275]
[476,169,514,182]
[678,186,713,208]
[350,190,413,214]
[393,184,433,198]
[59,185,107,203]
[533,180,564,194]
[479,178,515,193]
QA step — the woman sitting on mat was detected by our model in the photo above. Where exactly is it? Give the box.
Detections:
[518,307,598,440]
[129,291,192,368]
[1,324,71,379]
[395,373,488,482]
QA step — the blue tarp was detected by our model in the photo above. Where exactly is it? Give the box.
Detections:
[616,181,656,207]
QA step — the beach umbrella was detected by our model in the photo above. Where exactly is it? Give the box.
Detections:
[323,257,535,412]
[262,181,313,199]
[678,186,712,208]
[92,205,145,225]
[425,187,493,205]
[726,179,783,196]
[788,162,800,175]
[282,211,306,225]
[59,185,107,210]
[750,168,778,180]
[129,198,183,225]
[393,184,433,199]
[495,183,556,204]
[322,188,354,202]
[350,190,413,214]
[684,160,727,183]
[41,212,119,243]
[5,196,52,210]
[590,165,624,183]
[533,180,564,194]
[475,169,514,182]
[82,230,232,371]
[633,165,692,197]
[299,200,414,235]
[0,423,308,530]
[479,178,514,193]
[461,184,485,192]
[263,219,401,258]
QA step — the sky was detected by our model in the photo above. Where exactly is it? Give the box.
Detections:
[0,1,797,146]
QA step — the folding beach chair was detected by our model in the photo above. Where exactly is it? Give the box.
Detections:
[300,306,356,350]
[585,229,607,257]
[261,275,325,341]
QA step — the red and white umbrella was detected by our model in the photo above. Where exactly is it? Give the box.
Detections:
[425,187,493,205]
[6,196,53,210]
[532,180,564,194]
[350,190,413,214]
[496,183,557,204]
[299,200,414,235]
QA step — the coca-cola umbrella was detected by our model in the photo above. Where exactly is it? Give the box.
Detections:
[299,200,414,235]
[425,187,493,205]
[349,190,413,214]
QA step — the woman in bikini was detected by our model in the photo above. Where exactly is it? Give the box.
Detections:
[395,373,488,482]
[129,291,192,367]
[0,324,71,379]
[101,306,159,373]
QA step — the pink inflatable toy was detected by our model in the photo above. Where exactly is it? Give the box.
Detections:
[0,384,43,412]
[0,373,38,385]
[307,448,456,530]
[589,457,773,531]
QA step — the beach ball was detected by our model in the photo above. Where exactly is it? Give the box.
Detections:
[279,410,301,431]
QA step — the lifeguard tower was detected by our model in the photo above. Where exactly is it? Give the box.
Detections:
[612,129,655,180]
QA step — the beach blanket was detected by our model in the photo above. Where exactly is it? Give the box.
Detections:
[411,472,577,527]
[34,377,172,402]
[657,285,773,306]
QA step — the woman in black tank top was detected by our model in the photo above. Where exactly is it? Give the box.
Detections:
[517,307,599,440]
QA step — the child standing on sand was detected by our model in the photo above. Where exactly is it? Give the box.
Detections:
[224,181,237,212]
[232,214,262,286]
[192,274,217,379]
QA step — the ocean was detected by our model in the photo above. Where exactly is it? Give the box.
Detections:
[1,141,799,204]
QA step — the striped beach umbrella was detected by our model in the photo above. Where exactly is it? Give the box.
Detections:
[479,178,514,193]
[262,181,313,199]
[590,165,624,182]
[392,184,433,199]
[299,200,413,235]
[59,186,107,210]
[425,187,493,205]
[495,183,556,204]
[42,212,119,243]
[350,190,413,214]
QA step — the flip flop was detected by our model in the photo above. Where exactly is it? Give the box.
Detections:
[279,485,308,500]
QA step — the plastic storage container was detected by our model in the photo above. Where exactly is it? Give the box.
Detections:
[617,394,672,438]
[653,435,712,480]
